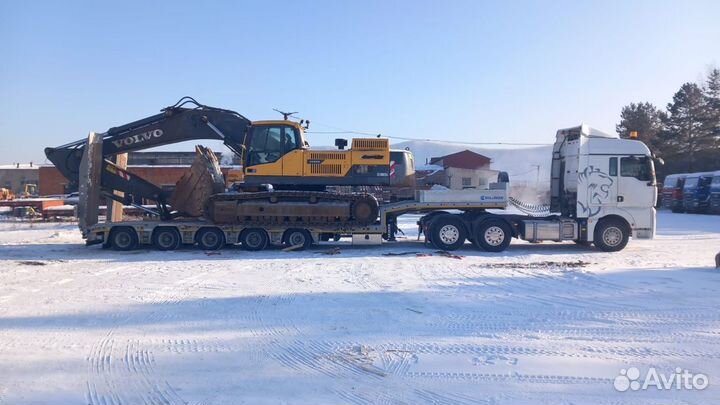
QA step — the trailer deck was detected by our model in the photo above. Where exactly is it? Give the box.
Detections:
[84,188,509,248]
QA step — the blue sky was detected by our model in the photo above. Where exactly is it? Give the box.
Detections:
[1,0,718,163]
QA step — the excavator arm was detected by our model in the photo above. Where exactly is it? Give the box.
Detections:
[44,97,251,218]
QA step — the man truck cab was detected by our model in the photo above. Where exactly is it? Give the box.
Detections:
[551,124,657,247]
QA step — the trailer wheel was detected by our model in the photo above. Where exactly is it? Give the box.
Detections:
[152,227,181,251]
[196,227,225,250]
[240,228,268,251]
[109,226,138,251]
[283,229,313,250]
[473,219,512,252]
[428,215,467,251]
[593,218,629,252]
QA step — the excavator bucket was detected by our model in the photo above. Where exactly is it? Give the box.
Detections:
[169,145,225,217]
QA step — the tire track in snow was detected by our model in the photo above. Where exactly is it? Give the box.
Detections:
[427,310,720,343]
[405,370,612,385]
[85,265,214,405]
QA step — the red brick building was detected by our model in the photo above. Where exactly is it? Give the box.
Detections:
[429,150,492,170]
[418,150,498,190]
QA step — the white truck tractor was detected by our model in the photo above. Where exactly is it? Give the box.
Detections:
[417,124,658,252]
[547,124,657,250]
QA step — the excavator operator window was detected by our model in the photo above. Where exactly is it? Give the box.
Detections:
[247,125,302,166]
[248,126,283,165]
[282,126,299,153]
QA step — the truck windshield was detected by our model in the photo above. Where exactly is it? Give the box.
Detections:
[683,177,699,189]
[663,176,678,187]
[712,176,720,187]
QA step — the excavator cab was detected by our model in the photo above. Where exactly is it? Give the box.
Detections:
[244,121,307,172]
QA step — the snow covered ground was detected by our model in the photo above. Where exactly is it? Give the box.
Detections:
[0,212,719,405]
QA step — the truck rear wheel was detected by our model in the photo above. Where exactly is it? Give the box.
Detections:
[284,229,313,250]
[109,226,138,251]
[473,219,512,252]
[240,228,268,251]
[152,227,181,251]
[428,214,467,251]
[196,227,225,250]
[593,219,629,252]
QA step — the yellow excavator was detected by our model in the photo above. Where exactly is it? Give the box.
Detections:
[45,97,415,225]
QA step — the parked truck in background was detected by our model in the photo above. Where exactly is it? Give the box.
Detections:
[710,171,720,214]
[682,172,714,213]
[661,173,688,213]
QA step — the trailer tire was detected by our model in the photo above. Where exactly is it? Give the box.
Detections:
[593,218,629,252]
[109,226,138,251]
[428,214,467,251]
[473,219,512,252]
[283,229,313,250]
[196,227,225,251]
[240,228,268,251]
[152,227,181,251]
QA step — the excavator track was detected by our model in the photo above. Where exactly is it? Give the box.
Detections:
[206,191,379,226]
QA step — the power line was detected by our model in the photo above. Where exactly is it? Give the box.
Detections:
[301,116,552,146]
[305,130,551,146]
[384,135,551,146]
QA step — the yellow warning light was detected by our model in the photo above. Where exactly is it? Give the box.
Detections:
[629,131,639,139]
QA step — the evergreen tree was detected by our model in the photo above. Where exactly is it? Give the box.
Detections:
[615,102,666,152]
[662,82,711,172]
[703,68,720,142]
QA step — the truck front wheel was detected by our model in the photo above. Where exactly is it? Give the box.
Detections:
[473,219,512,252]
[593,219,629,252]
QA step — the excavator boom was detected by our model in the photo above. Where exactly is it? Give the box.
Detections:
[44,97,251,216]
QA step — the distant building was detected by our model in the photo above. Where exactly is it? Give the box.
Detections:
[416,150,499,190]
[0,163,39,193]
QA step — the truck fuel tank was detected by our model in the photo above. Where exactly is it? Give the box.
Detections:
[521,219,578,242]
